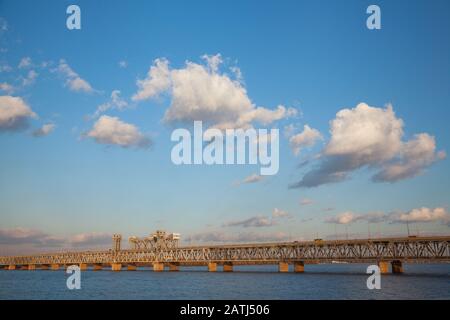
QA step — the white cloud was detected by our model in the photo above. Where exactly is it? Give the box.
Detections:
[22,69,38,86]
[132,58,171,101]
[325,212,358,224]
[0,95,37,132]
[118,60,128,68]
[33,123,55,137]
[70,232,111,247]
[0,82,14,94]
[132,54,297,129]
[0,64,12,72]
[90,90,128,119]
[86,115,150,148]
[235,173,264,186]
[389,207,449,224]
[18,57,32,69]
[289,124,322,156]
[291,103,445,188]
[272,208,290,218]
[56,59,94,93]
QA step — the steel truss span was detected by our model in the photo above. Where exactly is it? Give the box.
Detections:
[0,236,449,266]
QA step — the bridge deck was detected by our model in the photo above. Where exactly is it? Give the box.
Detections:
[1,236,449,267]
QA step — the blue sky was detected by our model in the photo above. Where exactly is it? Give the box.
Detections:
[0,0,449,253]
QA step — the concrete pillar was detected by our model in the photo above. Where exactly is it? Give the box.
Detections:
[152,262,164,272]
[79,263,88,271]
[111,263,122,271]
[223,263,233,272]
[40,265,49,270]
[93,264,103,271]
[51,264,60,271]
[127,264,137,271]
[8,265,16,270]
[278,262,289,272]
[208,262,217,272]
[28,265,36,271]
[294,261,304,273]
[378,261,389,274]
[168,264,179,271]
[391,260,404,274]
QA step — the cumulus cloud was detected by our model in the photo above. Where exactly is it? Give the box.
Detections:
[55,59,94,93]
[0,95,37,132]
[325,212,358,224]
[18,57,32,69]
[185,231,291,244]
[389,207,449,224]
[289,125,322,156]
[32,123,55,137]
[290,103,445,188]
[0,82,14,94]
[132,54,297,129]
[90,90,129,119]
[0,228,64,247]
[86,115,151,148]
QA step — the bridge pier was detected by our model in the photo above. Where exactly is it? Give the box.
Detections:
[278,262,289,272]
[391,260,404,274]
[378,261,389,274]
[8,265,16,270]
[223,263,233,272]
[208,262,217,272]
[294,261,305,273]
[111,263,122,271]
[51,264,60,271]
[79,263,88,271]
[168,263,179,271]
[127,264,137,271]
[39,264,49,270]
[28,264,36,271]
[93,264,103,271]
[152,262,164,272]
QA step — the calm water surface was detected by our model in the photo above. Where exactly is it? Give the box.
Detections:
[0,264,449,300]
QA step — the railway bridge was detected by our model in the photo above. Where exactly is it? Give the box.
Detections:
[0,233,449,274]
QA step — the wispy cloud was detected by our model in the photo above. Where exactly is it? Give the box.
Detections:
[54,59,94,93]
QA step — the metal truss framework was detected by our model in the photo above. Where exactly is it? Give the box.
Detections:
[1,236,449,266]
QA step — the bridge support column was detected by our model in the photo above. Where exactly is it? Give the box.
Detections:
[111,263,122,271]
[152,262,164,272]
[223,263,233,272]
[127,264,137,271]
[278,262,289,272]
[8,265,16,270]
[39,264,49,270]
[378,261,389,274]
[79,263,88,271]
[391,260,404,274]
[51,264,59,271]
[93,264,103,271]
[294,261,304,273]
[168,264,179,271]
[208,262,217,272]
[28,265,36,271]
